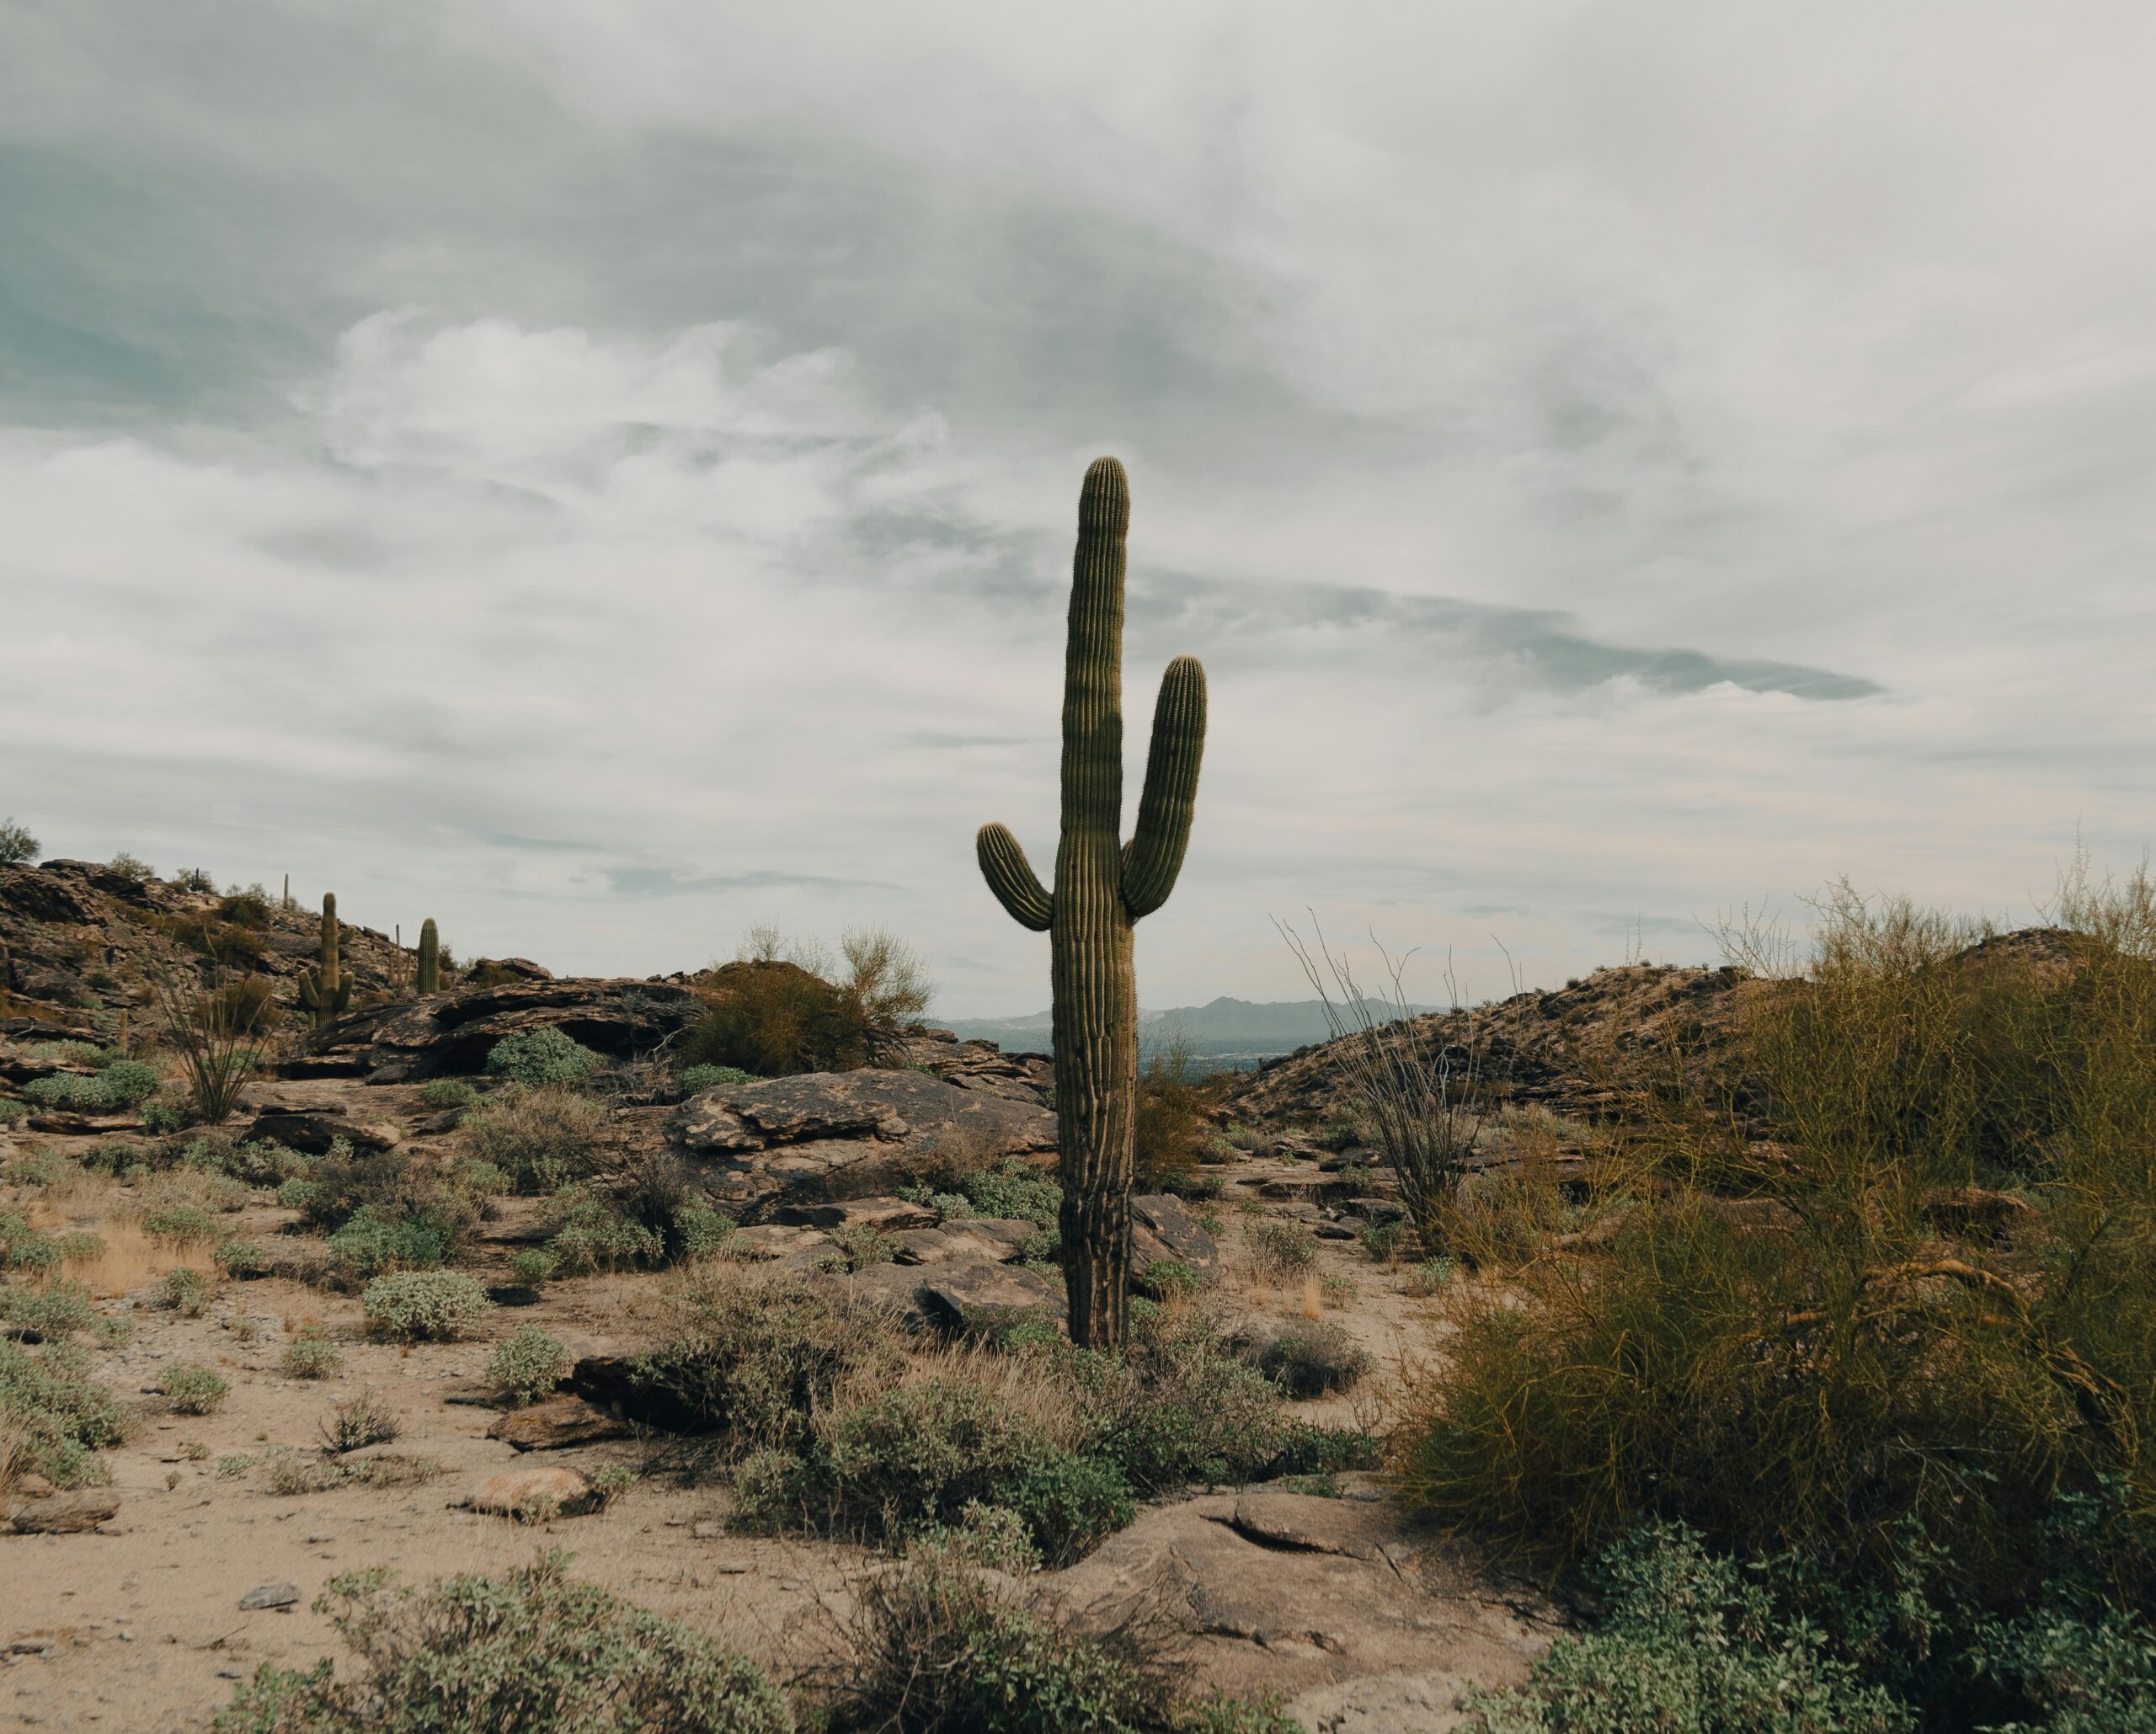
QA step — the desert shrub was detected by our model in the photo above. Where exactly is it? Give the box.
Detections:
[282,1336,344,1379]
[488,1326,572,1406]
[214,1238,271,1278]
[632,1262,899,1454]
[156,1266,216,1315]
[1245,1320,1369,1399]
[321,1389,400,1453]
[179,1132,307,1186]
[0,1209,59,1275]
[54,1230,104,1263]
[1137,1260,1203,1300]
[0,1098,25,1127]
[1357,1214,1412,1262]
[483,1027,603,1089]
[680,1064,756,1094]
[421,1078,478,1110]
[299,1144,488,1256]
[830,1222,897,1271]
[144,1204,221,1247]
[824,1550,1295,1734]
[0,817,36,866]
[508,1247,559,1286]
[544,1187,664,1275]
[0,1337,127,1485]
[328,1208,453,1276]
[682,932,928,1078]
[362,1271,492,1342]
[1244,1219,1318,1279]
[0,1281,100,1342]
[457,1086,606,1194]
[1465,1521,1915,1734]
[1134,1039,1210,1192]
[958,1161,1062,1226]
[1406,1253,1457,1294]
[212,1550,793,1734]
[674,1204,737,1260]
[160,1364,230,1414]
[23,1056,161,1112]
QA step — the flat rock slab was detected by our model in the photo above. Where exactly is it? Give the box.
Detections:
[1283,1671,1484,1734]
[4,1491,120,1534]
[918,1259,1066,1331]
[773,1196,938,1232]
[1131,1193,1218,1282]
[461,1465,602,1520]
[296,977,703,1081]
[237,1582,302,1611]
[1046,1488,1557,1708]
[487,1395,631,1452]
[247,1109,402,1155]
[892,1219,1035,1265]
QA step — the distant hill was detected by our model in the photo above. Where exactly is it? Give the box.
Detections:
[938,995,1439,1071]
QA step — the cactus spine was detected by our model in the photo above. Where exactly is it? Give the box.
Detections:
[417,918,440,995]
[298,892,352,1028]
[976,457,1206,1348]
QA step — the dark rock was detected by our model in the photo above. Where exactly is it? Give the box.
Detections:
[237,1582,302,1611]
[1130,1193,1218,1282]
[891,1219,1036,1265]
[247,1109,401,1155]
[772,1196,938,1233]
[5,1490,120,1534]
[917,1259,1066,1333]
[487,1396,631,1452]
[839,1262,935,1329]
[1920,1185,2034,1244]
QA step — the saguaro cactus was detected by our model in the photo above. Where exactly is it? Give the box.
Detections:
[977,457,1206,1347]
[298,892,352,1028]
[417,919,440,995]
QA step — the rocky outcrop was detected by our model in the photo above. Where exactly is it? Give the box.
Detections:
[488,1395,632,1451]
[895,1030,1054,1103]
[671,1069,1055,1216]
[288,977,704,1080]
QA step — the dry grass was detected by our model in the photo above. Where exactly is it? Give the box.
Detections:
[45,1216,213,1300]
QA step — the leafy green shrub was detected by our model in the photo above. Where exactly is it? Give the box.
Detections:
[0,1337,128,1485]
[680,1064,756,1094]
[362,1271,492,1342]
[179,1132,307,1186]
[144,1204,220,1247]
[674,1204,737,1260]
[23,1056,161,1113]
[509,1247,559,1287]
[328,1208,453,1276]
[1466,1522,1913,1734]
[0,816,36,867]
[488,1326,572,1406]
[1137,1260,1203,1300]
[1357,1215,1412,1262]
[963,1162,1062,1226]
[825,1551,1295,1734]
[0,1280,100,1342]
[275,1176,320,1212]
[681,936,927,1077]
[0,1208,59,1275]
[905,1501,1043,1573]
[1245,1320,1369,1399]
[0,1098,24,1127]
[457,1086,606,1194]
[156,1266,216,1316]
[483,1027,603,1089]
[214,1238,271,1278]
[830,1222,896,1271]
[420,1078,478,1110]
[212,1550,793,1734]
[54,1230,104,1263]
[1134,1041,1210,1192]
[296,1144,488,1257]
[282,1335,343,1379]
[1245,1219,1318,1279]
[159,1364,230,1415]
[544,1187,663,1275]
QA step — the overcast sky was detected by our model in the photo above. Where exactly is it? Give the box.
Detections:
[3,3,2152,1015]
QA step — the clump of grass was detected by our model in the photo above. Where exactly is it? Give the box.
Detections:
[419,1078,478,1111]
[1244,1219,1318,1280]
[212,1550,792,1734]
[321,1389,400,1454]
[159,1364,230,1415]
[1245,1320,1369,1399]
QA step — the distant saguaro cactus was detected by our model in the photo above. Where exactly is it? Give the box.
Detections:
[417,919,440,995]
[976,457,1206,1347]
[298,892,352,1028]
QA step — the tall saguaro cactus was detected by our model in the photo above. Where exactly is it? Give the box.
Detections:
[977,457,1207,1347]
[298,892,352,1029]
[417,918,440,995]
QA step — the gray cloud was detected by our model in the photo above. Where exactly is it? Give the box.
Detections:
[603,867,901,899]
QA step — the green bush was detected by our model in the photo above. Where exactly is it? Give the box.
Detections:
[362,1271,492,1342]
[0,1280,100,1342]
[544,1187,663,1275]
[144,1204,221,1247]
[213,1550,793,1734]
[1244,1219,1318,1279]
[178,1133,308,1186]
[0,1098,25,1127]
[0,1336,127,1484]
[673,1204,737,1260]
[457,1087,606,1194]
[328,1208,453,1276]
[509,1247,559,1287]
[215,1238,271,1278]
[282,1336,344,1379]
[680,1064,756,1094]
[421,1078,478,1110]
[22,1056,161,1113]
[1246,1320,1369,1398]
[159,1363,230,1415]
[1465,1523,1914,1734]
[961,1162,1062,1226]
[488,1325,572,1406]
[296,1144,488,1257]
[156,1266,216,1316]
[483,1027,603,1089]
[53,1230,104,1263]
[0,1208,59,1275]
[1137,1260,1203,1300]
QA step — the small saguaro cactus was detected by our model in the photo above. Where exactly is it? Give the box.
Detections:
[416,918,440,995]
[297,892,352,1029]
[976,456,1206,1348]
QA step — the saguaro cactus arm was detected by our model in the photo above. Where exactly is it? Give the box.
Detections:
[977,825,1054,931]
[1122,655,1207,920]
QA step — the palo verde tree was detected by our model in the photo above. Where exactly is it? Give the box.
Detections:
[976,456,1206,1347]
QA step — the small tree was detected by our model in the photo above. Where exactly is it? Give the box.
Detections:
[0,818,38,867]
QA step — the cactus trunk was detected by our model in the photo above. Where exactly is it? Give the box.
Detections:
[298,892,352,1029]
[417,918,440,995]
[977,458,1206,1348]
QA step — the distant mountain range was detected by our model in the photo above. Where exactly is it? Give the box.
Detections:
[937,995,1440,1070]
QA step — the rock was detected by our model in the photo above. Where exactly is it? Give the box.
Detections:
[487,1396,631,1452]
[290,977,704,1081]
[460,1465,602,1520]
[895,1031,1054,1104]
[673,1069,1054,1216]
[25,1112,147,1136]
[891,1219,1037,1265]
[1231,1492,1397,1561]
[4,1490,120,1534]
[839,1262,935,1329]
[9,1475,53,1501]
[917,1259,1066,1333]
[247,1108,402,1155]
[723,1224,839,1270]
[1920,1185,2034,1243]
[237,1582,302,1611]
[691,1521,722,1539]
[1130,1194,1218,1283]
[772,1196,938,1233]
[1283,1673,1481,1733]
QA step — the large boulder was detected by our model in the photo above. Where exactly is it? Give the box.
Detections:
[289,977,704,1080]
[672,1070,1054,1216]
[1131,1193,1218,1283]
